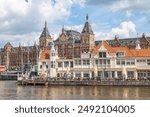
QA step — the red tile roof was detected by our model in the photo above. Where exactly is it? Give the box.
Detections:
[93,40,150,57]
[40,49,50,60]
[131,49,150,57]
[92,40,115,53]
[113,47,134,57]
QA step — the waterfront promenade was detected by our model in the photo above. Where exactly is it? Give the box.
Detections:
[18,78,150,86]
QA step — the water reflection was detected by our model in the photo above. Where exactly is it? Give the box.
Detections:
[0,81,150,100]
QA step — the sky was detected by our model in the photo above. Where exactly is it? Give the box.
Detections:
[0,0,150,47]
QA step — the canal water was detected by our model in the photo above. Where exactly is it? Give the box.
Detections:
[0,81,150,100]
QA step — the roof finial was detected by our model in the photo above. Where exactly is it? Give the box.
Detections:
[45,20,47,28]
[115,35,117,39]
[137,32,139,39]
[62,25,65,33]
[86,14,88,21]
[135,32,141,49]
[142,32,145,38]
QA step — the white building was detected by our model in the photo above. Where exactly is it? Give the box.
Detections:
[38,40,150,80]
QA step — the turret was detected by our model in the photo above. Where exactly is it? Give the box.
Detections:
[39,21,52,49]
[81,14,95,52]
[135,38,141,50]
[49,40,58,78]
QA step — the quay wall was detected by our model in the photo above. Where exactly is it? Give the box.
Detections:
[18,80,150,86]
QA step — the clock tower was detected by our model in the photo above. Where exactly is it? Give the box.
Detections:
[81,14,95,53]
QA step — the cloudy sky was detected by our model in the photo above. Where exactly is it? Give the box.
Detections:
[0,0,150,47]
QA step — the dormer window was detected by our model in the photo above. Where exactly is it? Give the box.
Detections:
[116,51,124,57]
[99,52,106,58]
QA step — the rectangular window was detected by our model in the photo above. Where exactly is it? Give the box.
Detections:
[99,52,106,58]
[51,61,55,68]
[116,59,125,65]
[87,60,90,65]
[99,59,102,65]
[42,62,46,65]
[126,60,130,65]
[147,59,150,65]
[75,73,81,78]
[116,52,124,57]
[111,71,115,78]
[126,59,135,65]
[104,71,109,78]
[40,65,42,69]
[103,59,106,64]
[107,59,110,64]
[83,73,89,78]
[127,71,134,78]
[68,48,72,56]
[95,60,98,65]
[130,59,135,65]
[137,59,146,63]
[70,61,73,68]
[116,59,120,65]
[64,61,69,67]
[83,60,86,65]
[147,72,150,77]
[117,71,122,78]
[75,60,81,65]
[58,62,62,67]
[121,59,125,65]
[83,59,90,65]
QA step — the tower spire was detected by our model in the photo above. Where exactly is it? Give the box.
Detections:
[62,25,65,33]
[86,14,88,21]
[45,20,47,29]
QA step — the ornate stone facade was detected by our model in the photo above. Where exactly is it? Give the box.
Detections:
[55,14,95,59]
[1,15,150,71]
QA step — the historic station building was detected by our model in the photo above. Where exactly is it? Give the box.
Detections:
[38,15,150,80]
[1,15,150,80]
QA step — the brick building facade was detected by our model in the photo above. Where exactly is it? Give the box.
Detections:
[0,15,150,71]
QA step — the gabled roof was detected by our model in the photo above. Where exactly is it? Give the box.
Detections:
[113,47,135,57]
[92,40,115,53]
[56,29,81,43]
[4,42,12,47]
[93,40,150,58]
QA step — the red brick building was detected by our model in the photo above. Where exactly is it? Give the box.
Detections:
[0,15,150,70]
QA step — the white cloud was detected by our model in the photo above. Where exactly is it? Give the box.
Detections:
[65,24,83,32]
[0,32,40,47]
[95,21,137,40]
[0,0,85,47]
[110,0,150,12]
[111,21,136,37]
